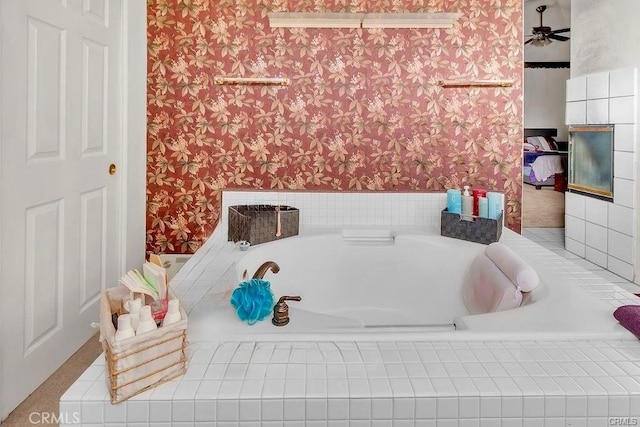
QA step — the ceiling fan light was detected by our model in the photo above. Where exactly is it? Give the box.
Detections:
[530,36,552,47]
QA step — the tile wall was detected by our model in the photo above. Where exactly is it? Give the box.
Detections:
[219,191,450,235]
[564,68,638,281]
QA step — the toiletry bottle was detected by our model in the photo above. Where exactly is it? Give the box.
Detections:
[124,297,142,332]
[478,196,489,218]
[472,188,487,217]
[114,314,135,341]
[487,192,504,221]
[446,189,462,214]
[136,305,158,335]
[461,186,473,221]
[162,299,181,327]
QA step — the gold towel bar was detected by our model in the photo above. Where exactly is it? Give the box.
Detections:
[214,76,291,86]
[436,79,513,88]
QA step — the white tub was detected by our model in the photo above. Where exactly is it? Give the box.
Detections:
[188,230,628,342]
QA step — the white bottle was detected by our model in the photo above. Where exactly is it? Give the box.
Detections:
[124,297,142,332]
[162,299,181,327]
[136,305,158,335]
[461,185,473,221]
[114,314,135,341]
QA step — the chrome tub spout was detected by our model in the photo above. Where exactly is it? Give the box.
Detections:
[252,261,280,279]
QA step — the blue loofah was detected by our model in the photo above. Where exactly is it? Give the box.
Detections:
[230,279,275,325]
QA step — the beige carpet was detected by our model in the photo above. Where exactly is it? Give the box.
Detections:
[522,184,565,228]
[2,333,102,427]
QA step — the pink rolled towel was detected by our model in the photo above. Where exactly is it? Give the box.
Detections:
[485,242,539,292]
[463,254,522,315]
[613,305,640,338]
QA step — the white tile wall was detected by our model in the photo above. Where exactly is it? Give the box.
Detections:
[586,99,609,124]
[614,151,636,180]
[610,68,637,97]
[565,215,586,243]
[585,222,607,253]
[608,204,634,236]
[585,246,608,268]
[608,229,634,264]
[565,192,586,219]
[610,96,636,124]
[614,124,636,152]
[220,191,450,235]
[587,72,610,99]
[585,197,608,226]
[607,256,635,281]
[566,75,587,101]
[614,178,635,208]
[566,101,587,125]
[565,68,637,281]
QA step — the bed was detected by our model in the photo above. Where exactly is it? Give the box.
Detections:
[523,128,568,190]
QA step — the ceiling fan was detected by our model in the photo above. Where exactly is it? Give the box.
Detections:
[525,5,570,47]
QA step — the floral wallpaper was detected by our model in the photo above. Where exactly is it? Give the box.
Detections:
[147,0,523,254]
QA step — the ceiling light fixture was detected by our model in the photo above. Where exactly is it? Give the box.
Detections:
[529,35,552,47]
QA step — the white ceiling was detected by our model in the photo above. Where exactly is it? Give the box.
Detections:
[523,0,571,62]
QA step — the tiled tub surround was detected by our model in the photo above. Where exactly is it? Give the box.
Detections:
[564,68,638,281]
[60,191,640,426]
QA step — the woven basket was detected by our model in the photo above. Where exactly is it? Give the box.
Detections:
[440,208,503,245]
[99,286,188,404]
[228,204,299,245]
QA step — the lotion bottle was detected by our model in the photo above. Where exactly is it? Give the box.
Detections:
[478,196,489,218]
[136,305,158,335]
[446,189,462,214]
[114,314,135,341]
[461,186,473,221]
[162,299,181,327]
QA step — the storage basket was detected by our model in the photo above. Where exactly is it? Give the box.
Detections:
[228,204,299,245]
[440,208,503,245]
[99,286,188,404]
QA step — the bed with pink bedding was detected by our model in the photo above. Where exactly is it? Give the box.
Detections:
[523,128,568,190]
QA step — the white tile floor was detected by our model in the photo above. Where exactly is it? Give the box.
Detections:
[522,227,640,294]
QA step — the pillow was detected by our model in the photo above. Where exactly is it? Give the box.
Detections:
[526,136,558,152]
[523,142,537,152]
[463,254,523,315]
[485,242,539,292]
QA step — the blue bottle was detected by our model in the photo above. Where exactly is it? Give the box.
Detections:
[447,189,462,214]
[487,192,503,220]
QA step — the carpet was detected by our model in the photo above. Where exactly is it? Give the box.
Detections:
[2,333,102,427]
[522,184,565,228]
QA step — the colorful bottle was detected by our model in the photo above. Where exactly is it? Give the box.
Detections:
[472,188,487,217]
[462,186,473,221]
[487,192,504,221]
[478,197,489,219]
[446,189,462,214]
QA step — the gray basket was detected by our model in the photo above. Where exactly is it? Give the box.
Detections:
[440,209,502,245]
[228,205,299,245]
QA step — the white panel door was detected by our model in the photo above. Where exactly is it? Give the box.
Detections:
[0,0,123,417]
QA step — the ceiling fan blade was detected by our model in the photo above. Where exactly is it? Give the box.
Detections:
[548,34,570,41]
[524,38,534,45]
[549,28,570,34]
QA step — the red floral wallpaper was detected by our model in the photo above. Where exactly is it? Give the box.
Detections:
[146,0,523,254]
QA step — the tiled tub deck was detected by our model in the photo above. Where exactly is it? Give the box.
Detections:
[61,192,640,426]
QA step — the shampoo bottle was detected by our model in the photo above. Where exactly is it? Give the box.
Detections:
[162,299,182,327]
[136,305,158,335]
[124,297,142,332]
[114,314,135,341]
[461,186,473,221]
[478,197,489,218]
[487,192,504,221]
[446,189,462,214]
